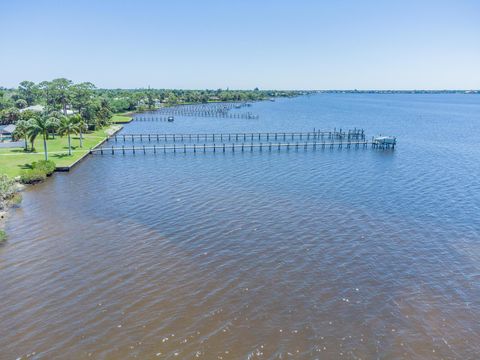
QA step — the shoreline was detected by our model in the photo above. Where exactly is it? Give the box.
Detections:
[0,125,123,237]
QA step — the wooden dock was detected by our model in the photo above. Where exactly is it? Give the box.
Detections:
[90,138,394,155]
[135,113,258,120]
[143,102,259,119]
[107,129,366,143]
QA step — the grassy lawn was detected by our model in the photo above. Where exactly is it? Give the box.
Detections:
[111,114,132,123]
[0,125,121,178]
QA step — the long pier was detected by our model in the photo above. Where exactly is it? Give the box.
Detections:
[148,102,259,119]
[91,138,394,155]
[107,129,366,143]
[135,113,258,120]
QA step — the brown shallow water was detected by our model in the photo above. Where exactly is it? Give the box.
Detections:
[1,94,480,359]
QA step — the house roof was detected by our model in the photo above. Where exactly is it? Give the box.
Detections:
[19,104,45,113]
[0,124,16,134]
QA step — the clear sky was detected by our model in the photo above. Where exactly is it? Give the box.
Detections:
[1,0,479,89]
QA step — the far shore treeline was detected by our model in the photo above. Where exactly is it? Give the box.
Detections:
[0,79,305,126]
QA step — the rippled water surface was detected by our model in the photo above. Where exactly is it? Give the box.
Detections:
[1,94,480,359]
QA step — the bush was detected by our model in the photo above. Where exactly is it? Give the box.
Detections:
[20,168,47,184]
[0,229,6,243]
[31,160,56,176]
[0,175,16,202]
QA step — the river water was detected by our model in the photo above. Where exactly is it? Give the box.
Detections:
[1,94,480,359]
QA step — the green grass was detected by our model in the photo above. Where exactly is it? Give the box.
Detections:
[0,125,121,178]
[111,114,132,123]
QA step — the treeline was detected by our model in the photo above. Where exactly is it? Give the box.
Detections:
[0,79,111,127]
[0,79,305,125]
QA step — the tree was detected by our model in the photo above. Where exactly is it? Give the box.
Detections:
[18,81,37,105]
[15,99,28,109]
[57,116,78,156]
[38,81,55,109]
[1,107,20,124]
[70,114,87,147]
[96,98,112,127]
[50,78,73,115]
[71,82,95,115]
[146,90,155,109]
[13,120,30,151]
[27,113,56,160]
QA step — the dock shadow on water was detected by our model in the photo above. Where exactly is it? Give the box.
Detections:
[1,94,480,359]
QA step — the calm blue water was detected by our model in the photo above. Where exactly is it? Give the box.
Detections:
[1,94,480,359]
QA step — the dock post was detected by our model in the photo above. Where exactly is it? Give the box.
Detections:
[112,147,114,155]
[242,143,244,152]
[184,144,186,153]
[133,145,135,154]
[223,143,225,152]
[174,144,176,153]
[193,144,196,153]
[122,145,125,155]
[154,145,156,154]
[143,145,146,154]
[100,147,103,155]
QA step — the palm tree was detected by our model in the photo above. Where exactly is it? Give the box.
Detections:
[46,111,62,139]
[13,120,30,151]
[28,113,56,160]
[57,117,79,156]
[70,114,86,147]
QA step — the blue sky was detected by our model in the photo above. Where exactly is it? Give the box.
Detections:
[1,0,479,89]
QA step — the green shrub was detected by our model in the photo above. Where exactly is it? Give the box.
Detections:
[0,230,6,244]
[0,175,16,202]
[20,168,47,184]
[31,160,56,176]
